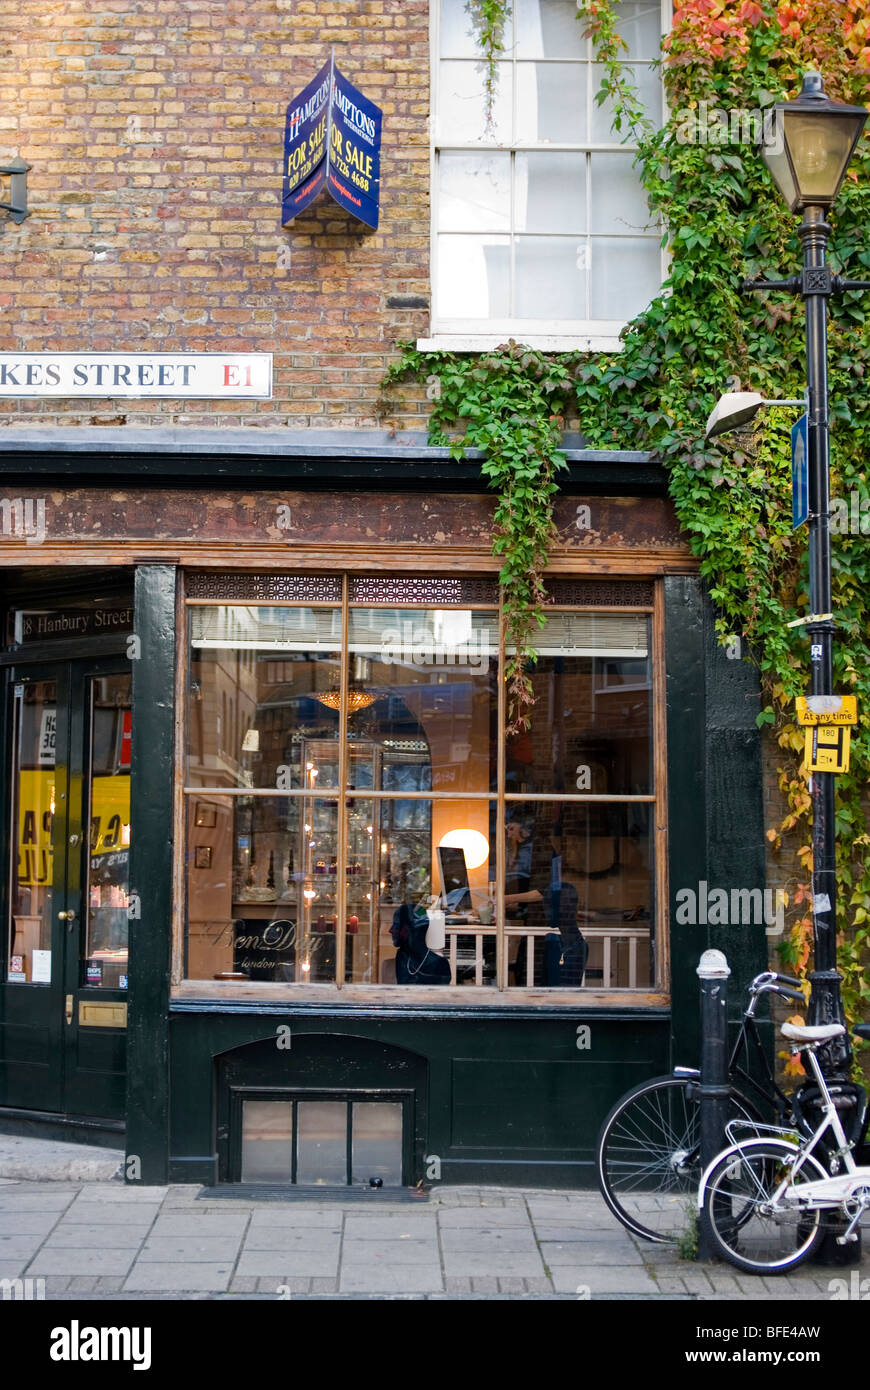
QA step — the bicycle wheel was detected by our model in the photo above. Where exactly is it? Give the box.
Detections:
[702,1138,828,1274]
[596,1074,760,1243]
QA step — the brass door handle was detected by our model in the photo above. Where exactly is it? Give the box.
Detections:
[65,994,73,1025]
[58,910,76,921]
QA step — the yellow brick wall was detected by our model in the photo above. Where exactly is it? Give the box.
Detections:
[0,0,431,428]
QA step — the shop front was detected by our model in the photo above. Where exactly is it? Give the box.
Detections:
[0,431,767,1186]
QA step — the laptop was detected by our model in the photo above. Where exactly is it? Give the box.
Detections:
[436,845,472,921]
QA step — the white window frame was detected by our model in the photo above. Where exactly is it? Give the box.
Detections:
[421,0,673,354]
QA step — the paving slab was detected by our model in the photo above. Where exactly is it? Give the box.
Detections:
[149,1214,250,1238]
[442,1249,546,1277]
[247,1209,345,1228]
[242,1229,341,1251]
[138,1236,244,1263]
[0,1211,62,1236]
[540,1240,645,1267]
[46,1224,153,1247]
[339,1266,443,1294]
[550,1265,660,1295]
[57,1200,162,1223]
[341,1243,441,1267]
[235,1250,339,1277]
[0,1235,52,1260]
[437,1206,530,1227]
[123,1262,233,1293]
[27,1247,138,1277]
[0,1191,76,1211]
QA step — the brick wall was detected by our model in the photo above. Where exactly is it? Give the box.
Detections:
[0,0,431,429]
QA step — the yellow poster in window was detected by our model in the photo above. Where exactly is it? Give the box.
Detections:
[17,770,131,886]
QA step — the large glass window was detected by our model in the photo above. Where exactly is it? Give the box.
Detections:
[183,577,660,997]
[432,0,665,343]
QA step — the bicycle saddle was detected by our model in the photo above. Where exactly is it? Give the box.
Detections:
[781,1022,845,1042]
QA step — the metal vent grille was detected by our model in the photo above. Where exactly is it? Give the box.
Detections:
[186,573,342,602]
[547,579,654,607]
[349,576,498,605]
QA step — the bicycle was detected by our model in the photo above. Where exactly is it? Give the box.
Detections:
[698,1018,870,1273]
[596,969,866,1243]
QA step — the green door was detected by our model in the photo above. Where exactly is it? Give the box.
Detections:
[1,659,131,1120]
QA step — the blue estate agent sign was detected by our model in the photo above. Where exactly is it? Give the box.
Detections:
[792,412,809,530]
[281,53,382,230]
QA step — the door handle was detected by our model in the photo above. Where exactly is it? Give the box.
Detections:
[58,910,76,922]
[65,994,73,1025]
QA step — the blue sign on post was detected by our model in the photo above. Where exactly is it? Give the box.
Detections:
[281,55,382,230]
[792,413,809,530]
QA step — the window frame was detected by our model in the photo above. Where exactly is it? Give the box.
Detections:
[422,0,673,352]
[173,572,669,1008]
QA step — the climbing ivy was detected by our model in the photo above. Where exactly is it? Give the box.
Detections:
[466,0,512,129]
[383,0,870,1043]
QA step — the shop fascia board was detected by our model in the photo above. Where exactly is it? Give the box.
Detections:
[0,427,664,493]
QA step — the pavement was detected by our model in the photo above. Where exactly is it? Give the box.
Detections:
[0,1136,866,1300]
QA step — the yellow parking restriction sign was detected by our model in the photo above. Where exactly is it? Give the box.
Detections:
[805,723,851,774]
[796,695,857,726]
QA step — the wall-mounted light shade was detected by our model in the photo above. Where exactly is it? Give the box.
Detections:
[704,391,765,440]
[762,73,867,212]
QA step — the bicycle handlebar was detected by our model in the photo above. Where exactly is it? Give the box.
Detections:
[750,970,803,991]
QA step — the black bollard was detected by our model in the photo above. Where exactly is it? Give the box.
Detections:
[696,950,731,1261]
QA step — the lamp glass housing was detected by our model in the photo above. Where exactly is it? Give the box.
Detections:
[762,76,868,212]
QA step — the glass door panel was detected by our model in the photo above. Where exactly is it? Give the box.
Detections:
[84,673,132,990]
[7,679,58,985]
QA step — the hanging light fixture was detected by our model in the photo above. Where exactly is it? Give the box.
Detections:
[314,687,377,712]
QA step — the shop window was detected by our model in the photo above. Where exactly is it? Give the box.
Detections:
[182,574,662,998]
[428,0,666,349]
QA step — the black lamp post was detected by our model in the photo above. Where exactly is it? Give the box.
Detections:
[745,73,869,1079]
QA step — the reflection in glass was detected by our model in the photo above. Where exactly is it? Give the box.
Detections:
[439,152,511,232]
[516,0,586,59]
[437,235,511,319]
[242,1101,293,1182]
[590,153,652,234]
[504,800,653,989]
[7,681,56,984]
[437,61,513,143]
[352,1102,403,1186]
[186,795,340,984]
[188,605,342,790]
[85,674,132,989]
[515,236,587,318]
[296,1102,347,1184]
[506,613,652,795]
[346,799,499,986]
[589,237,662,320]
[348,608,497,793]
[516,63,587,144]
[515,153,586,234]
[612,1,662,61]
[590,62,661,141]
[440,0,513,57]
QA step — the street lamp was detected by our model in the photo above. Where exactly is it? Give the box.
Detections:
[761,73,867,213]
[741,73,868,1080]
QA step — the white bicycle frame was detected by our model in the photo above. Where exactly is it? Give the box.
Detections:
[698,1042,870,1241]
